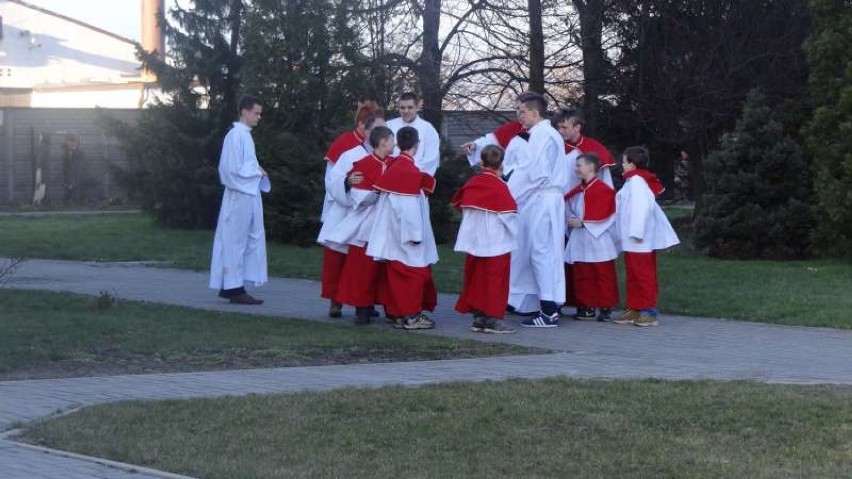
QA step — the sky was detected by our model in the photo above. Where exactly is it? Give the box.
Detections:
[24,0,181,41]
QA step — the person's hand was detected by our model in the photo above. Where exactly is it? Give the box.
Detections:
[461,141,474,156]
[347,171,364,186]
[567,217,583,228]
[630,236,643,244]
[259,166,268,177]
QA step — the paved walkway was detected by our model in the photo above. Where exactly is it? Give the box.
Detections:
[3,258,852,478]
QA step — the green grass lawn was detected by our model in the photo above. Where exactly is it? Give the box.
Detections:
[2,213,851,328]
[17,378,852,478]
[0,289,540,380]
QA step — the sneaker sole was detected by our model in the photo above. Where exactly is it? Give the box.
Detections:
[520,323,557,328]
[634,320,659,327]
[483,328,515,334]
[613,319,634,325]
[469,326,485,332]
[403,324,435,330]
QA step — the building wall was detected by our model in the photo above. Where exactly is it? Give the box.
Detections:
[0,107,140,204]
[0,1,142,90]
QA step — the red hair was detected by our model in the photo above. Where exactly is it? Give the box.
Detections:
[354,101,384,128]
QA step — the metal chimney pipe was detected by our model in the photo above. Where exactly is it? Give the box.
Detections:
[141,0,165,55]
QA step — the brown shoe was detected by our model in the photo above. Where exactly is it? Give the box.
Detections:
[328,301,343,318]
[229,293,263,305]
[634,314,660,327]
[613,308,640,325]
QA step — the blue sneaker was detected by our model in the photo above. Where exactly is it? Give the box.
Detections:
[521,312,559,328]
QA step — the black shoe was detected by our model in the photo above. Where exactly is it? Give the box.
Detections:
[597,308,612,322]
[229,293,263,305]
[573,307,596,320]
[369,307,380,318]
[354,307,372,325]
[328,301,343,318]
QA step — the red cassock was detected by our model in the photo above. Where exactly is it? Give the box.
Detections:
[565,179,619,308]
[320,130,365,302]
[336,154,389,308]
[451,171,517,319]
[493,121,526,149]
[371,153,437,317]
[324,130,365,165]
[564,135,616,169]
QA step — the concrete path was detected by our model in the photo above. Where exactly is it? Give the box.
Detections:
[2,258,852,478]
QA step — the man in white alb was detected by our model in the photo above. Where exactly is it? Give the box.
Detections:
[209,95,269,305]
[386,92,440,176]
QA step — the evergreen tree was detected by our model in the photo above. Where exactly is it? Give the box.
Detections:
[106,0,246,228]
[695,89,814,259]
[804,0,852,256]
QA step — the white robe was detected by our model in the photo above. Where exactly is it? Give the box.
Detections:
[615,176,680,253]
[327,182,382,247]
[316,142,371,253]
[209,122,268,290]
[466,132,529,179]
[454,208,517,257]
[387,115,440,176]
[366,192,438,268]
[564,190,618,264]
[507,119,569,311]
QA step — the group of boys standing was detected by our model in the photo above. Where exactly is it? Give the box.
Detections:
[208,91,679,333]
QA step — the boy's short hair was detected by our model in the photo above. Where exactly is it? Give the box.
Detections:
[552,108,582,127]
[369,126,394,149]
[354,101,385,128]
[237,95,260,114]
[518,91,548,116]
[624,146,651,169]
[577,152,600,171]
[399,92,420,103]
[480,145,504,170]
[397,126,419,151]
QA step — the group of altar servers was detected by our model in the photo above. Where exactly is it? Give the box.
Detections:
[209,91,679,332]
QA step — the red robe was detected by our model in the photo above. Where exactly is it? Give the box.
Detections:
[452,170,516,319]
[564,135,616,169]
[337,154,390,308]
[324,130,365,164]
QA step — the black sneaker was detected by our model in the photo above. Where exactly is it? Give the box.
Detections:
[521,312,559,328]
[470,317,487,332]
[597,308,612,322]
[573,307,596,320]
[354,308,371,325]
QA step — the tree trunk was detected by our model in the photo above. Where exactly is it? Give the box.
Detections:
[574,0,605,136]
[419,0,443,131]
[528,0,545,94]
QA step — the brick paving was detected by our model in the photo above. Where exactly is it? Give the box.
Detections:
[2,258,852,478]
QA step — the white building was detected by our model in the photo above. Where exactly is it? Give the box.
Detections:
[0,0,164,108]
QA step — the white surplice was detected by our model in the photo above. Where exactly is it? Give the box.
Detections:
[387,115,440,176]
[366,192,438,268]
[209,122,268,290]
[564,187,618,264]
[506,119,569,311]
[454,208,517,257]
[615,176,680,253]
[316,142,371,253]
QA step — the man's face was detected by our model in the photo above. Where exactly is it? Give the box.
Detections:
[517,102,539,129]
[398,99,418,122]
[241,104,262,127]
[557,119,581,143]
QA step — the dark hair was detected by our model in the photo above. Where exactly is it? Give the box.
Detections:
[517,91,547,116]
[397,126,419,151]
[354,101,385,128]
[237,95,260,114]
[369,126,394,149]
[552,108,583,127]
[623,146,651,169]
[577,152,600,171]
[399,92,420,103]
[480,145,504,170]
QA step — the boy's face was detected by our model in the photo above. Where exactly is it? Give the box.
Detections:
[517,102,540,128]
[621,155,636,173]
[576,158,595,180]
[377,136,395,155]
[240,104,262,127]
[557,119,581,143]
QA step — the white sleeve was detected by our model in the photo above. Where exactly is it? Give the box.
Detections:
[419,125,440,176]
[466,133,498,167]
[326,156,354,206]
[585,215,615,239]
[627,181,651,240]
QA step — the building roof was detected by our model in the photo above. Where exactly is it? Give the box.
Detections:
[5,0,137,46]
